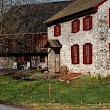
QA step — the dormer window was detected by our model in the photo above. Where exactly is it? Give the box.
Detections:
[72,19,80,33]
[83,16,92,31]
[54,24,61,37]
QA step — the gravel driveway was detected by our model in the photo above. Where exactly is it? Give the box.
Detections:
[0,104,27,110]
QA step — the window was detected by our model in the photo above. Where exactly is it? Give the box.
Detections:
[83,16,92,31]
[71,44,79,64]
[54,24,61,37]
[72,19,80,33]
[83,43,92,64]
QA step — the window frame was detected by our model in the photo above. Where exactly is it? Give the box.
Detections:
[83,43,92,64]
[83,16,92,31]
[54,24,61,37]
[72,19,80,33]
[71,44,79,64]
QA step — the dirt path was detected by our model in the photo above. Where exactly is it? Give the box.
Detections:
[0,104,27,110]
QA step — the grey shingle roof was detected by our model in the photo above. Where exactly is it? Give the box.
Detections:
[1,1,72,34]
[45,0,106,24]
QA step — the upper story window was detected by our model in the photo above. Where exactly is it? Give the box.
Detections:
[83,43,92,64]
[72,19,80,33]
[83,16,92,31]
[54,24,61,37]
[71,44,79,64]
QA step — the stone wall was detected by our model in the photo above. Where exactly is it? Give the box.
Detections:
[48,48,55,73]
[0,56,47,70]
[48,0,110,76]
[48,14,98,75]
[0,57,16,69]
[97,0,110,75]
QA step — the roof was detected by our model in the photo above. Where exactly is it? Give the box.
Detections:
[1,1,72,34]
[45,0,107,24]
[45,39,62,48]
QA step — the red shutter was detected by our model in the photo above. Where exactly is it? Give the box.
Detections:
[83,17,86,31]
[59,24,61,35]
[72,19,80,33]
[109,43,110,50]
[88,16,92,30]
[54,26,56,36]
[71,46,74,64]
[54,24,61,37]
[83,44,87,64]
[89,43,92,64]
[72,21,75,33]
[109,8,110,28]
[76,44,79,64]
[77,19,80,32]
[71,44,79,64]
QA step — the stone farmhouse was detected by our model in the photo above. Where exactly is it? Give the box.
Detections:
[45,0,110,76]
[0,1,72,69]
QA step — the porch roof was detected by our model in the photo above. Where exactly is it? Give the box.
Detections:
[46,39,62,48]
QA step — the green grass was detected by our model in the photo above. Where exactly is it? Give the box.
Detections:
[0,75,110,109]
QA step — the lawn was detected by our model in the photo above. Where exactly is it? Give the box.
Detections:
[0,74,110,109]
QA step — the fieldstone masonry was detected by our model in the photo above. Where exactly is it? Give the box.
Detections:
[97,0,110,75]
[48,0,110,76]
[48,48,56,72]
[0,57,15,69]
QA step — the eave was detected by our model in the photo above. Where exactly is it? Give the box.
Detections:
[46,7,97,27]
[46,0,107,27]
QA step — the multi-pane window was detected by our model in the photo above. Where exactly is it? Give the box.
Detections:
[83,16,92,31]
[71,44,79,64]
[83,43,92,64]
[54,24,61,37]
[72,19,80,33]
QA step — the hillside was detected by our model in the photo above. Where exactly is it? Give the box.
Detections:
[1,1,72,34]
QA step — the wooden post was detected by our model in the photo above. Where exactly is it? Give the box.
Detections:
[48,82,51,101]
[26,81,30,103]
